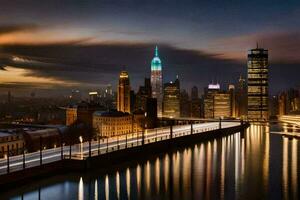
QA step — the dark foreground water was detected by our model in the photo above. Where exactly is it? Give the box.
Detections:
[2,123,299,200]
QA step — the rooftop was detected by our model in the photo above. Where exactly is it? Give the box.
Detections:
[94,110,130,117]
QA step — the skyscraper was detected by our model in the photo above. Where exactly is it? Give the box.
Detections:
[163,77,180,118]
[204,83,220,118]
[247,46,269,121]
[213,92,231,118]
[204,83,231,119]
[117,71,131,113]
[180,89,191,117]
[278,92,288,116]
[228,84,237,118]
[135,78,152,111]
[151,46,163,117]
[237,75,247,118]
[191,86,201,118]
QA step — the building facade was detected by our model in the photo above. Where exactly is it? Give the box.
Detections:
[93,110,144,137]
[204,84,220,118]
[236,75,247,118]
[117,71,131,113]
[213,93,231,118]
[228,84,237,118]
[66,107,77,126]
[278,92,288,116]
[151,46,163,117]
[180,90,191,117]
[247,47,269,121]
[0,132,24,158]
[163,77,180,118]
[145,97,157,128]
[191,86,201,118]
[204,83,231,119]
[135,78,152,111]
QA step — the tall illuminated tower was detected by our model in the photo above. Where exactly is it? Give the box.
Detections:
[247,46,269,121]
[151,46,163,117]
[117,71,131,113]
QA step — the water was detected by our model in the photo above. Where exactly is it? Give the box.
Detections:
[2,123,299,200]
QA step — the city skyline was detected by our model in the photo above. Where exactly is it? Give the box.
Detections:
[0,1,300,96]
[0,2,300,199]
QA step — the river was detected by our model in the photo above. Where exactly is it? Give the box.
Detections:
[2,123,299,200]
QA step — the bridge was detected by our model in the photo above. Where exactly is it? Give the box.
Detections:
[0,120,248,187]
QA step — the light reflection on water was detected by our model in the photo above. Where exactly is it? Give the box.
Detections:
[5,124,300,200]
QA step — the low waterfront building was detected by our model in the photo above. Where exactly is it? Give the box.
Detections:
[93,110,145,138]
[23,128,65,152]
[65,101,105,127]
[66,106,77,126]
[0,131,24,158]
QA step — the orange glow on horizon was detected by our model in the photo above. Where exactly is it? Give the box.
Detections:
[0,66,77,87]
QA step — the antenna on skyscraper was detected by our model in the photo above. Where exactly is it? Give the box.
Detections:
[256,42,259,49]
[155,45,159,57]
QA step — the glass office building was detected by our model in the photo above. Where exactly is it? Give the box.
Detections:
[247,47,269,121]
[163,78,180,118]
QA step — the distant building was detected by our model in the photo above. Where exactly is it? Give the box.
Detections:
[130,90,135,113]
[65,102,104,127]
[236,75,247,118]
[247,46,269,121]
[23,128,65,152]
[151,46,163,117]
[135,78,152,111]
[66,107,77,126]
[191,86,199,100]
[269,95,279,117]
[70,90,81,104]
[287,88,300,113]
[204,83,220,118]
[228,84,237,118]
[0,132,24,158]
[89,91,99,103]
[191,86,201,118]
[163,77,180,118]
[145,97,157,128]
[213,93,231,118]
[93,110,144,137]
[204,83,231,119]
[278,92,288,116]
[180,90,191,117]
[117,71,131,113]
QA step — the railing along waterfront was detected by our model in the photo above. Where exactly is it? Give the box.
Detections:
[0,121,242,175]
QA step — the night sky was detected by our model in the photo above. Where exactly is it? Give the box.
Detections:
[0,0,299,96]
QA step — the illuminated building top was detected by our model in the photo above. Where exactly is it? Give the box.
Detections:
[119,70,129,79]
[208,83,220,90]
[151,46,162,71]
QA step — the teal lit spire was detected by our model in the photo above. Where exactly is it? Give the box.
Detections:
[151,45,162,71]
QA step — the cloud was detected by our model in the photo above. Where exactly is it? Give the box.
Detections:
[211,31,300,64]
[0,39,299,96]
[0,24,39,36]
[0,41,243,94]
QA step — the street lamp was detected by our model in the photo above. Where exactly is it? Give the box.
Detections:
[79,136,83,159]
